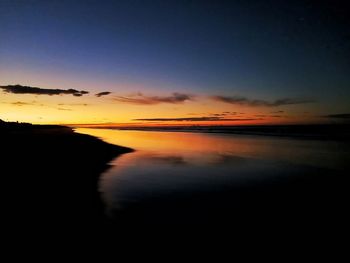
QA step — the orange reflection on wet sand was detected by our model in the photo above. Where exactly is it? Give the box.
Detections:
[76,128,349,169]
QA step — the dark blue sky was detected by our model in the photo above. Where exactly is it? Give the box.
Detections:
[1,0,350,121]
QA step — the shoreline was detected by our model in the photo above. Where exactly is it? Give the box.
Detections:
[1,122,133,227]
[74,123,350,141]
[1,121,349,232]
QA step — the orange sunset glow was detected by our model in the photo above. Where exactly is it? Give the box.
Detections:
[1,0,350,236]
[0,82,324,126]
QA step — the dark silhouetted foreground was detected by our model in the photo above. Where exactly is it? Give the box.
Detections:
[1,120,132,234]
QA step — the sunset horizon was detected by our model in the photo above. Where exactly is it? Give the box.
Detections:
[1,1,349,126]
[1,0,349,235]
[1,83,348,126]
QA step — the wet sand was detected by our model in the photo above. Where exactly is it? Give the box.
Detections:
[78,127,349,235]
[111,166,348,227]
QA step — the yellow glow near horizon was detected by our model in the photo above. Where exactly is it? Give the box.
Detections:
[0,71,322,126]
[0,89,320,125]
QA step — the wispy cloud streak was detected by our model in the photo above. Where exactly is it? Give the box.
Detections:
[95,91,111,97]
[10,101,36,106]
[210,95,314,107]
[114,93,194,105]
[133,117,258,122]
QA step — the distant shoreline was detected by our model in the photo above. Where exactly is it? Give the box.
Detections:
[75,124,350,141]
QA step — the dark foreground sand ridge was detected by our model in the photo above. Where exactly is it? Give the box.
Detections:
[1,120,132,232]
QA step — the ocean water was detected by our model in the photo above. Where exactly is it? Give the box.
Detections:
[77,128,349,225]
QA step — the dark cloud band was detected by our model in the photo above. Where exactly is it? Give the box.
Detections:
[95,91,111,97]
[323,113,350,119]
[1,84,89,96]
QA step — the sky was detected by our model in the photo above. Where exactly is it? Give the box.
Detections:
[1,0,349,125]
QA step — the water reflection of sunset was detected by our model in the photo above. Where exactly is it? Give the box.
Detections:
[77,128,349,170]
[76,128,350,220]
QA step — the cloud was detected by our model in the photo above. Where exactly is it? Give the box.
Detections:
[6,101,45,107]
[58,103,89,106]
[187,111,239,116]
[10,101,36,106]
[1,84,89,96]
[323,113,350,119]
[6,100,75,111]
[210,95,314,107]
[95,91,111,97]
[210,112,238,117]
[133,117,259,122]
[114,92,194,105]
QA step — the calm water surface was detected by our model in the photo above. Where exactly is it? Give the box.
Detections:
[77,128,349,223]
